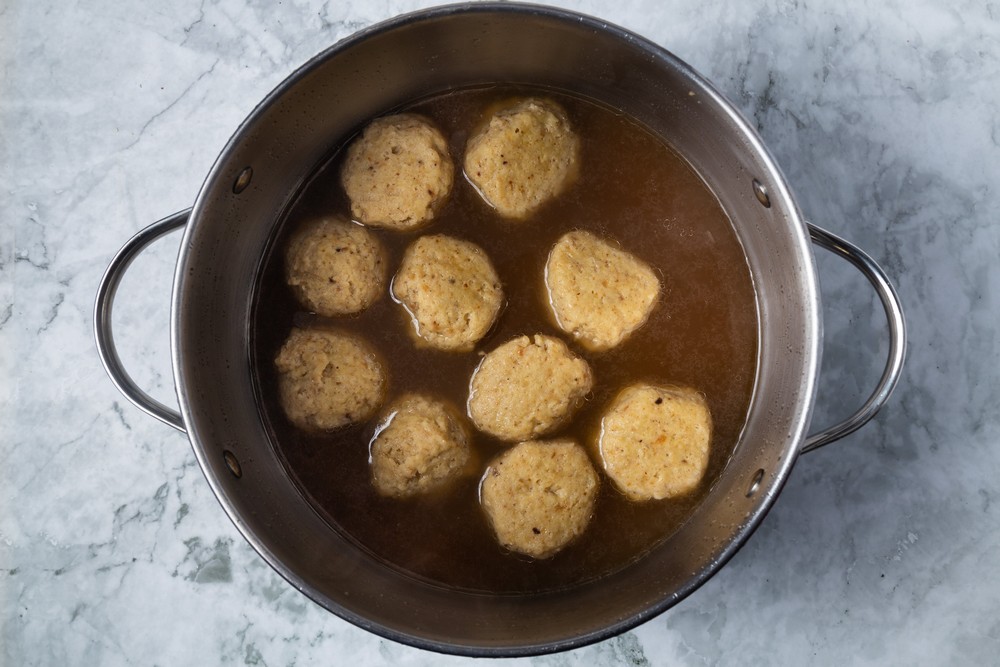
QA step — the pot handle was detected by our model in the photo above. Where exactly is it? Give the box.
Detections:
[94,210,190,433]
[801,223,906,453]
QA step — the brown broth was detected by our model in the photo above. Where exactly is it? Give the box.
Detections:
[251,87,758,594]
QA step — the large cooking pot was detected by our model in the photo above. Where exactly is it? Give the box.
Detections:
[94,3,905,656]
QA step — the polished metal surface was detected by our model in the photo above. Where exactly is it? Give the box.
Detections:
[802,223,907,453]
[94,210,189,433]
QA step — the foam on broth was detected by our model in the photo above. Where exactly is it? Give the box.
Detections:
[251,86,758,594]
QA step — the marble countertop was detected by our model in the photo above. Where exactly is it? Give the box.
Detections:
[3,0,998,664]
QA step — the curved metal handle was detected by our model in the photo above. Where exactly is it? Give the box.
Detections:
[94,210,190,433]
[801,223,907,453]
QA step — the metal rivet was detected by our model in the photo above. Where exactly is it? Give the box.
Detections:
[746,469,765,497]
[752,179,771,208]
[233,166,253,194]
[223,450,243,478]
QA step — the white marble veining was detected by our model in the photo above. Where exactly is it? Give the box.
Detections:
[2,0,999,664]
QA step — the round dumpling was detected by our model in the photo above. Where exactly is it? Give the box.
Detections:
[274,327,386,431]
[480,439,599,559]
[341,114,454,230]
[284,216,386,316]
[545,230,660,351]
[392,234,504,351]
[369,394,471,498]
[598,383,712,500]
[468,334,593,441]
[464,98,580,219]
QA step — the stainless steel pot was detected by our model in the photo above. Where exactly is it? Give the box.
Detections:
[94,3,905,656]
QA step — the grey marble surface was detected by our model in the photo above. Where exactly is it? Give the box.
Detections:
[2,0,998,664]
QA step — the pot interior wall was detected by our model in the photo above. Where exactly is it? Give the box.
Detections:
[172,4,819,654]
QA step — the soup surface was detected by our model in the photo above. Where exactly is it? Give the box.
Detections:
[251,86,758,594]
